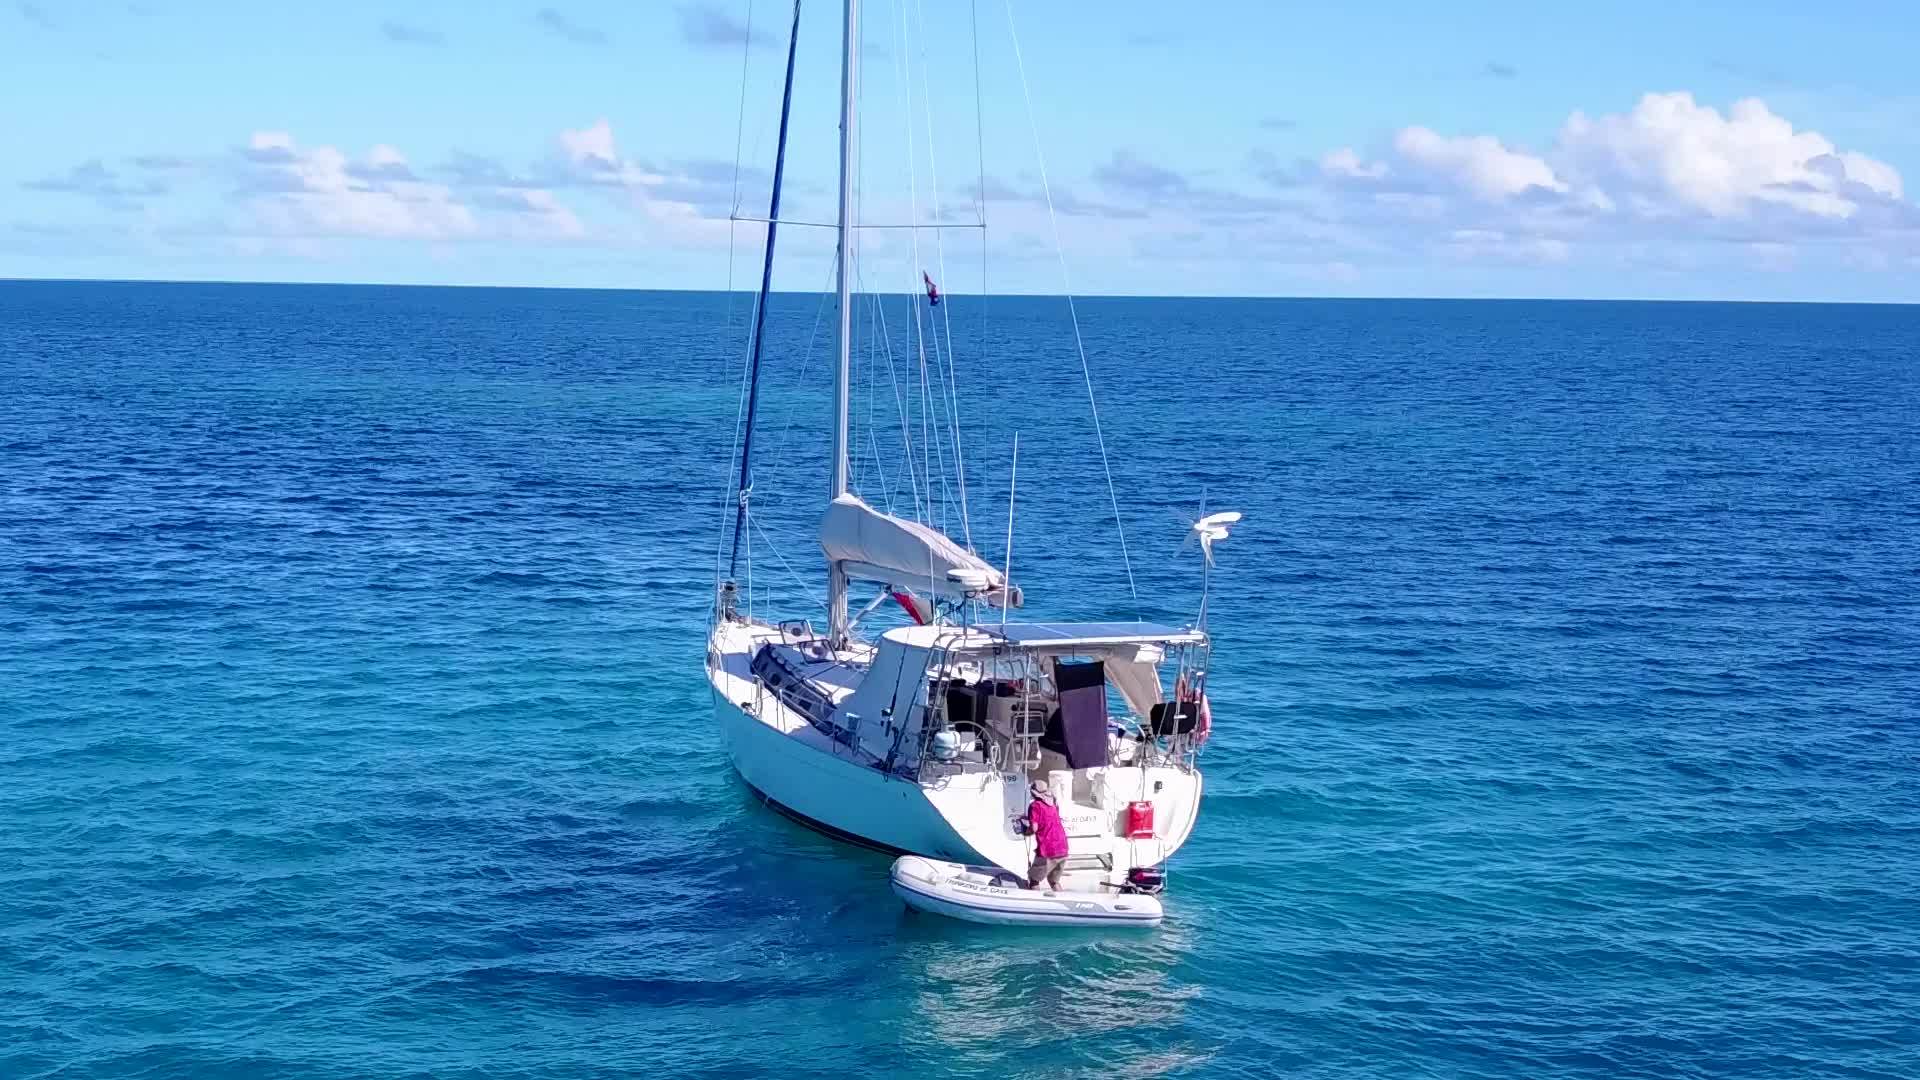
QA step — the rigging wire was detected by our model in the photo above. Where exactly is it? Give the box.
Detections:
[850,284,868,494]
[864,267,926,520]
[721,0,1134,618]
[725,0,806,584]
[856,284,898,517]
[1002,0,1141,614]
[713,0,762,591]
[914,0,975,550]
[889,0,947,535]
[969,0,990,483]
[714,291,755,588]
[858,291,890,509]
[867,424,894,514]
[969,0,987,230]
[752,513,828,610]
[919,300,939,532]
[765,262,839,465]
[729,216,985,230]
[728,0,757,218]
[839,211,921,524]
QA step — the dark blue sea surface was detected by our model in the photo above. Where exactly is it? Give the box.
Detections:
[2,280,1917,1079]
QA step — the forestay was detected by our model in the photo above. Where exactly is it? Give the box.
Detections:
[818,494,1022,607]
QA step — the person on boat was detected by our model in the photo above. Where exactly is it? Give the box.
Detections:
[1022,781,1069,891]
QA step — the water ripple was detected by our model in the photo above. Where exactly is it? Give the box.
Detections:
[2,284,1917,1078]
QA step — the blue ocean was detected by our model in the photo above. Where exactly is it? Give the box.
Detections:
[3,280,1916,1079]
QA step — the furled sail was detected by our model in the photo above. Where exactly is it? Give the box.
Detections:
[818,494,1022,607]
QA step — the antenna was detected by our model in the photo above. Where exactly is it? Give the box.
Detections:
[1001,433,1018,634]
[1189,510,1241,629]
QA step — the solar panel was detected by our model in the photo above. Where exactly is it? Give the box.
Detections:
[986,621,1199,645]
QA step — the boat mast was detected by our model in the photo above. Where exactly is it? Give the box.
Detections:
[827,0,858,642]
[726,0,806,593]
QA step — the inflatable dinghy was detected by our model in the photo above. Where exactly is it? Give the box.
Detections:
[889,856,1164,927]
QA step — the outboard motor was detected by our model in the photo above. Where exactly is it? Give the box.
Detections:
[1124,865,1167,895]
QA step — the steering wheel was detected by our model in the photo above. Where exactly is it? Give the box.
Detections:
[947,719,1002,765]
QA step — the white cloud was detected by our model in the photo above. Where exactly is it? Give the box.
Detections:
[549,119,752,240]
[1392,127,1565,201]
[1307,92,1906,225]
[1555,92,1903,220]
[486,188,587,239]
[24,92,1909,289]
[231,132,598,246]
[367,144,408,171]
[1444,229,1570,264]
[1285,91,1915,270]
[558,119,618,168]
[1838,152,1903,199]
[183,122,745,253]
[557,118,669,190]
[239,133,476,240]
[1319,148,1386,181]
[1314,132,1564,202]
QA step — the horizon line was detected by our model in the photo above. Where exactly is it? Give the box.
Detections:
[1,274,1914,307]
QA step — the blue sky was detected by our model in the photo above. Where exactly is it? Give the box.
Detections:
[4,0,1918,300]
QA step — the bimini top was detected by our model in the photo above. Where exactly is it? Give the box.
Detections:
[877,621,1203,651]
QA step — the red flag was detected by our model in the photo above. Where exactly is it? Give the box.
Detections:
[922,271,941,307]
[889,587,932,625]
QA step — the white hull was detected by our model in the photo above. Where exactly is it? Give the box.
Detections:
[707,618,1206,879]
[711,689,1006,862]
[890,856,1164,927]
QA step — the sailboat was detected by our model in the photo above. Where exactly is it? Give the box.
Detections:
[704,0,1233,892]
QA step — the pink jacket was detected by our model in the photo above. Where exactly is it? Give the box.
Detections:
[1029,798,1069,859]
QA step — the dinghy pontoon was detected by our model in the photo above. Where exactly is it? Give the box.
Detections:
[890,855,1165,928]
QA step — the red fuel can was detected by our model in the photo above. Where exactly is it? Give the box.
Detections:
[1126,800,1155,839]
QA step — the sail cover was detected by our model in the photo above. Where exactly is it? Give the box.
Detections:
[819,494,1022,607]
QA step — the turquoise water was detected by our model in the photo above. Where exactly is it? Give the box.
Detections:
[3,281,1917,1078]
